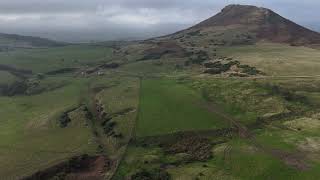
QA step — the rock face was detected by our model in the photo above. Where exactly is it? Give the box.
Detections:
[172,5,320,46]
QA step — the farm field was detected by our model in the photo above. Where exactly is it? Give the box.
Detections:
[135,78,230,137]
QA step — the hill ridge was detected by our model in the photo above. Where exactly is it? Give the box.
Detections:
[0,32,67,49]
[163,4,320,46]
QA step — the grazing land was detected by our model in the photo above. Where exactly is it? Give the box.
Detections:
[1,4,320,180]
[218,43,320,76]
[0,45,112,73]
[136,78,229,137]
[0,78,97,179]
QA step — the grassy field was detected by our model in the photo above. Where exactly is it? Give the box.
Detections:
[0,43,139,178]
[0,45,112,73]
[166,138,295,180]
[218,43,320,76]
[97,76,140,148]
[93,76,141,178]
[0,77,99,179]
[184,77,312,125]
[1,39,320,179]
[117,134,320,180]
[203,138,320,180]
[115,74,320,180]
[135,78,229,137]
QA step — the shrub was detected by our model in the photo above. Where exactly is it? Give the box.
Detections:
[131,168,170,180]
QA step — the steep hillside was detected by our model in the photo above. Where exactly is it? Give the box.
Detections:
[161,5,320,46]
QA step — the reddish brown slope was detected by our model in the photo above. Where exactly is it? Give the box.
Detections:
[181,5,320,46]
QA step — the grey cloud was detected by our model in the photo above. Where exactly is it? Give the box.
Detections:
[0,0,318,42]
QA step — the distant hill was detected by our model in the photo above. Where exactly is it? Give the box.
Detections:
[0,33,66,50]
[161,5,320,46]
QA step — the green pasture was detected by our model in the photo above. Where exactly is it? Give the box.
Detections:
[135,78,229,137]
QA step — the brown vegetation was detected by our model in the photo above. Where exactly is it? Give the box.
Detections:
[139,41,187,60]
[163,135,212,161]
[172,5,320,46]
[22,155,109,180]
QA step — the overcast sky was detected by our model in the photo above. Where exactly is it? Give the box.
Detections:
[0,0,319,42]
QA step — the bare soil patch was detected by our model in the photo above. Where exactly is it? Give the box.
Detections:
[298,137,320,153]
[22,154,110,180]
[284,117,320,132]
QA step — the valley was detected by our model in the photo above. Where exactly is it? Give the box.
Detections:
[0,4,320,180]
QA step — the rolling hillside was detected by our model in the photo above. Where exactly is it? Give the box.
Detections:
[0,33,66,50]
[1,4,320,180]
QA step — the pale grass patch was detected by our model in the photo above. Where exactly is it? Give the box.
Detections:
[298,137,320,152]
[284,117,320,131]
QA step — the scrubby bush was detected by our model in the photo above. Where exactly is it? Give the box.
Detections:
[184,60,191,66]
[238,64,262,75]
[189,50,209,64]
[59,112,71,128]
[187,30,201,36]
[264,84,309,104]
[204,68,224,74]
[204,61,233,74]
[36,73,45,79]
[131,168,170,180]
